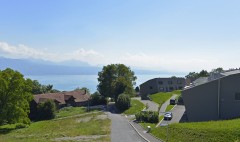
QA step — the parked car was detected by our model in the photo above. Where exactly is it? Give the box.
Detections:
[164,112,173,120]
[170,99,176,105]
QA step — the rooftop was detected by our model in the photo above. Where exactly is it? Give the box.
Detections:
[184,69,240,90]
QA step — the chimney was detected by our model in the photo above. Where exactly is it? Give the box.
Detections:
[84,89,86,94]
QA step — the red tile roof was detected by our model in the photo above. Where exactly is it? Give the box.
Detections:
[33,90,90,105]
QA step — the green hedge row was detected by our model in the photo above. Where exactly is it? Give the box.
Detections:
[135,111,159,123]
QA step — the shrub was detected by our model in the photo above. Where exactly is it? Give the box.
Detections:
[37,100,56,120]
[15,123,28,129]
[135,111,159,123]
[116,93,130,111]
[90,92,107,105]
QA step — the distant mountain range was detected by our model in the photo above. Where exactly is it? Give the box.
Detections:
[0,57,176,76]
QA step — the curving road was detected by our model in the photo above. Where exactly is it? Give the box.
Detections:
[108,112,146,142]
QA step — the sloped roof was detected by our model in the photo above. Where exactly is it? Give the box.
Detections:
[33,90,90,104]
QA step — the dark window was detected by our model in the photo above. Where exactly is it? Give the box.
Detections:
[178,86,183,90]
[149,86,153,89]
[169,87,173,91]
[235,93,240,100]
[158,81,163,85]
[168,81,173,85]
[177,80,182,84]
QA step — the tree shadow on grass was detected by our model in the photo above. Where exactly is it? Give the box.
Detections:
[107,103,122,114]
[0,127,15,134]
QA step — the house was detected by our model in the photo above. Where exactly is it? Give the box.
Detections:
[32,90,90,108]
[29,90,90,120]
[140,77,185,100]
[182,69,240,122]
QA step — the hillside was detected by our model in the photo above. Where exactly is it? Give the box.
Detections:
[0,107,111,142]
[141,118,240,142]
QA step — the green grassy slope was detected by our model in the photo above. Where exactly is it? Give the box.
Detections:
[149,90,181,108]
[141,118,240,142]
[124,99,145,115]
[0,108,110,142]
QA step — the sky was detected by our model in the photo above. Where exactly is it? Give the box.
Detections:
[0,0,240,73]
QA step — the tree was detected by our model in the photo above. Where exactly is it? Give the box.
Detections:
[97,64,137,102]
[171,76,177,78]
[31,80,59,94]
[185,72,199,79]
[199,70,209,77]
[75,87,90,94]
[135,86,140,92]
[210,67,224,74]
[0,68,33,125]
[37,100,56,120]
[90,91,107,105]
[31,80,42,94]
[116,93,130,111]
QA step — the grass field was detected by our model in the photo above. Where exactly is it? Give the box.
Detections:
[141,118,240,142]
[165,105,175,112]
[56,107,87,118]
[123,99,145,115]
[0,107,111,142]
[149,90,181,108]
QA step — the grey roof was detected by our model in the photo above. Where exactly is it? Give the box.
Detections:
[185,69,240,90]
[193,77,208,86]
[221,70,240,76]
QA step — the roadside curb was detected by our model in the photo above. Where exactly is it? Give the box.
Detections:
[137,122,164,142]
[156,117,164,127]
[128,121,150,142]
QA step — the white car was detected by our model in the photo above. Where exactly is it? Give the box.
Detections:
[164,112,173,120]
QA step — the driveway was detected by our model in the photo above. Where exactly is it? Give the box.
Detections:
[160,105,186,125]
[159,94,178,114]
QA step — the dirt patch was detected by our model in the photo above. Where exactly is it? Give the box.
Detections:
[53,135,108,141]
[76,116,92,123]
[96,114,107,120]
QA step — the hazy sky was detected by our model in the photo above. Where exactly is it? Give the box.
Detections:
[0,0,240,72]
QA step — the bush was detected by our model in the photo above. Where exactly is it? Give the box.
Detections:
[90,92,107,105]
[135,111,159,123]
[116,93,130,111]
[15,123,28,129]
[37,100,56,120]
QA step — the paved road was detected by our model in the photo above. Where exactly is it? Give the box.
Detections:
[107,112,146,142]
[160,105,186,125]
[133,97,158,111]
[159,94,178,117]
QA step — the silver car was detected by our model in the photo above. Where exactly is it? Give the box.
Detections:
[164,112,173,120]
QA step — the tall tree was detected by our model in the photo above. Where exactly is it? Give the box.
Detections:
[97,64,136,102]
[210,67,224,74]
[0,68,33,125]
[199,70,209,77]
[31,80,59,94]
[185,72,199,79]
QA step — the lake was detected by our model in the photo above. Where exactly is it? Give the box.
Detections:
[26,74,179,94]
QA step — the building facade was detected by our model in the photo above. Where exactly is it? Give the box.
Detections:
[182,69,240,122]
[140,77,185,100]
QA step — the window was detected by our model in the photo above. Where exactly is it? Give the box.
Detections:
[168,81,173,85]
[158,81,163,85]
[235,93,240,100]
[159,87,164,91]
[177,80,182,84]
[149,86,153,89]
